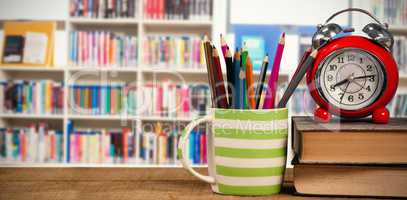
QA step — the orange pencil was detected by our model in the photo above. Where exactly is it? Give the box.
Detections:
[246,55,255,109]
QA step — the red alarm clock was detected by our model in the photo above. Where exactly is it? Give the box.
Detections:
[306,8,398,124]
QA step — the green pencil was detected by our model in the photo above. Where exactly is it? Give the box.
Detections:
[241,43,249,109]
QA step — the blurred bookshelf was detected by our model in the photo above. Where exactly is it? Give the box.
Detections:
[2,0,407,167]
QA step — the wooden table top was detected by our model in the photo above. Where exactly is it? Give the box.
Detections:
[0,167,390,200]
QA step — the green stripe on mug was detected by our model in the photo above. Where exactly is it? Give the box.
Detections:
[218,184,282,195]
[216,165,285,177]
[215,108,288,121]
[214,147,286,158]
[214,128,288,140]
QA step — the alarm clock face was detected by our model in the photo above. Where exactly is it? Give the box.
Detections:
[316,48,385,110]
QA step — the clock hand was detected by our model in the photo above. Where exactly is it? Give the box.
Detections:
[353,75,375,80]
[340,81,351,104]
[332,78,350,88]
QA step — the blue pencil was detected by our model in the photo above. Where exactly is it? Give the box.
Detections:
[233,49,242,109]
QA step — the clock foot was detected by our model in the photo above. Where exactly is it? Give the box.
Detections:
[372,107,389,124]
[314,107,331,123]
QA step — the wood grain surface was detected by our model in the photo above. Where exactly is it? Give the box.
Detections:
[0,167,387,200]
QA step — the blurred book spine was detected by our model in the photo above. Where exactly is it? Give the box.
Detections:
[0,123,64,163]
[141,82,210,118]
[0,80,64,115]
[69,31,138,67]
[69,83,137,115]
[371,0,407,25]
[143,0,212,20]
[143,35,205,69]
[393,36,407,73]
[139,122,206,165]
[68,126,137,163]
[70,0,139,19]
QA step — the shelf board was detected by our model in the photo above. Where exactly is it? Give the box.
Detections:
[389,25,407,33]
[143,19,212,27]
[69,17,139,25]
[68,114,134,120]
[0,66,65,72]
[68,66,139,72]
[140,116,194,122]
[141,67,206,74]
[0,113,64,119]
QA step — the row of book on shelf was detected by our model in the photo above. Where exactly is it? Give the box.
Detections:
[68,32,206,69]
[69,82,210,117]
[371,0,407,25]
[70,0,139,19]
[0,79,318,117]
[69,31,138,67]
[0,121,207,165]
[67,122,206,164]
[393,36,407,73]
[143,35,205,68]
[144,0,212,20]
[0,123,64,163]
[0,80,64,115]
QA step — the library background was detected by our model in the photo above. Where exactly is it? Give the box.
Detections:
[0,0,405,167]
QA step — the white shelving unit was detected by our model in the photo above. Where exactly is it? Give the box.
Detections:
[0,0,234,167]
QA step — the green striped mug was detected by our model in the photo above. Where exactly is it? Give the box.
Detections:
[178,108,288,196]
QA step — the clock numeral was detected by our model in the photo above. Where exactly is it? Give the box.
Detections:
[366,65,373,72]
[348,95,354,102]
[329,85,335,92]
[359,58,363,64]
[366,85,371,92]
[348,55,355,61]
[358,93,364,100]
[327,74,334,81]
[369,76,375,82]
[329,65,337,71]
[338,57,344,63]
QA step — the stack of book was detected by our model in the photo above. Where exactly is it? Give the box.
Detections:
[141,82,210,118]
[292,117,407,197]
[69,83,137,115]
[0,123,64,163]
[70,0,139,18]
[371,0,407,25]
[139,122,206,165]
[0,80,64,115]
[69,31,138,67]
[143,35,205,69]
[387,93,407,117]
[393,36,407,73]
[143,0,212,20]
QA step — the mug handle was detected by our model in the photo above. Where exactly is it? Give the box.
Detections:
[178,115,215,184]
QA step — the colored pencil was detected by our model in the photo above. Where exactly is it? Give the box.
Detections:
[212,46,229,109]
[233,49,242,109]
[203,36,217,107]
[277,49,318,108]
[255,54,269,109]
[225,47,234,105]
[263,33,286,109]
[246,55,255,109]
[220,34,229,58]
[241,45,249,109]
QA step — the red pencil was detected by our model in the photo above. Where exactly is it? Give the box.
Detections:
[220,34,229,58]
[263,33,286,109]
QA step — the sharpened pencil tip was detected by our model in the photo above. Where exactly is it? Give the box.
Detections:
[203,35,209,42]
